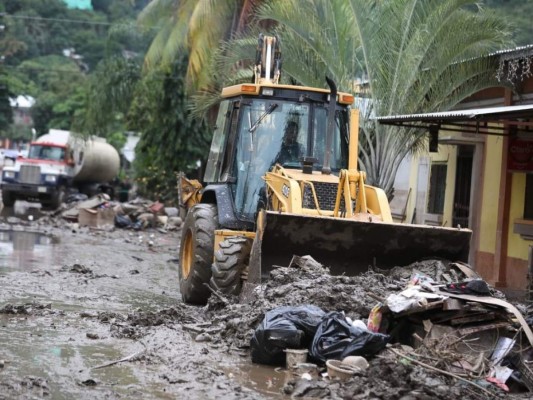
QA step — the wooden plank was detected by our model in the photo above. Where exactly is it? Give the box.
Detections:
[458,321,510,336]
[435,290,533,347]
[450,312,496,325]
[395,300,444,317]
[443,298,464,311]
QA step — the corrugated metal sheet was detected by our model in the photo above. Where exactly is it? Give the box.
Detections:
[376,104,533,123]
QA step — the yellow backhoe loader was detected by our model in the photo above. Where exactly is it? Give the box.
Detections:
[178,35,471,304]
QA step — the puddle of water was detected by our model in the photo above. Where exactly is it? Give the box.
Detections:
[0,313,174,399]
[1,200,44,221]
[224,361,289,398]
[0,229,60,272]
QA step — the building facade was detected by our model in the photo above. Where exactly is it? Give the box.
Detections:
[385,46,533,296]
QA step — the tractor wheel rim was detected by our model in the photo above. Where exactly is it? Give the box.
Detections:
[182,231,193,279]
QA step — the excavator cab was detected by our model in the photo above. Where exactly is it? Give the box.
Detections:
[178,35,472,305]
[203,95,350,224]
[178,80,357,304]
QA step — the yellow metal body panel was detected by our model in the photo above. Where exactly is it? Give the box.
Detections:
[264,170,303,213]
[349,109,359,170]
[221,83,354,105]
[363,185,393,223]
[178,174,203,210]
[214,229,256,253]
[282,168,339,183]
[264,164,392,222]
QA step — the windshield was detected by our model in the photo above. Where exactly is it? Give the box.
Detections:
[28,145,66,161]
[232,98,349,221]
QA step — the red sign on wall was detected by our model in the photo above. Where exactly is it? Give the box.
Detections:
[508,138,533,172]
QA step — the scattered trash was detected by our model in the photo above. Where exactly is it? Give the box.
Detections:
[285,349,308,369]
[251,305,325,365]
[57,194,182,231]
[66,193,88,203]
[78,204,115,228]
[203,254,533,397]
[341,355,369,371]
[80,379,98,387]
[326,359,357,380]
[115,214,132,228]
[442,279,491,295]
[309,311,389,364]
[292,363,319,378]
[86,333,99,340]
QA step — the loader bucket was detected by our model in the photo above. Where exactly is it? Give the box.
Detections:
[247,211,472,283]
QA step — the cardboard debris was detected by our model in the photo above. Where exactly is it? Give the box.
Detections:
[78,207,115,228]
[62,194,110,220]
[60,195,182,230]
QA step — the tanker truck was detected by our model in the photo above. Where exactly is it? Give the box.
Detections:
[1,129,120,209]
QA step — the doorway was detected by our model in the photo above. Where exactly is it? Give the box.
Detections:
[452,145,474,228]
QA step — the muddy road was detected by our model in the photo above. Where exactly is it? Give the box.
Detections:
[0,214,282,399]
[1,207,530,400]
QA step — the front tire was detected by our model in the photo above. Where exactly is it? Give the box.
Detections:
[210,236,252,296]
[2,191,15,207]
[179,204,218,304]
[48,186,66,210]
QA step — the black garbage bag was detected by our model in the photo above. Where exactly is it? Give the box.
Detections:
[115,214,132,228]
[310,311,390,364]
[251,305,325,365]
[66,193,88,203]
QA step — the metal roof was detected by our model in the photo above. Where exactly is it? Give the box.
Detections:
[376,104,533,136]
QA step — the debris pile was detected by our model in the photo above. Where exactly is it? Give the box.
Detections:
[205,256,533,397]
[89,253,533,397]
[37,194,183,231]
[0,302,53,315]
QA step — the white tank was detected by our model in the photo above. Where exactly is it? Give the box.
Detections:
[35,130,120,184]
[73,139,120,183]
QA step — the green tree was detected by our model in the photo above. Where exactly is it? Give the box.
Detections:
[130,56,211,201]
[17,55,87,134]
[0,71,13,135]
[78,51,211,201]
[485,0,533,45]
[138,0,263,92]
[75,55,141,137]
[218,0,513,197]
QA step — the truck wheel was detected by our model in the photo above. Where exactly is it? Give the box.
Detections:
[49,187,66,210]
[210,236,252,297]
[2,191,15,207]
[179,204,218,304]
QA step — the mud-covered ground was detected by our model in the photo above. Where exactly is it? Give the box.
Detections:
[0,214,272,400]
[0,208,530,399]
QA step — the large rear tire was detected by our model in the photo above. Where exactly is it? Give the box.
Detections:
[179,204,218,304]
[210,236,252,296]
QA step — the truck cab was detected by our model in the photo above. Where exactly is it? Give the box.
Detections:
[1,131,74,208]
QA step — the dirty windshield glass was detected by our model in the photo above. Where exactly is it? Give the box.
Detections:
[232,99,348,221]
[29,145,66,161]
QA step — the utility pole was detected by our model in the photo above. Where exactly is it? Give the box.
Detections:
[0,16,12,140]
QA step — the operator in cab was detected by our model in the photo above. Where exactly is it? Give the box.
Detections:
[276,121,304,165]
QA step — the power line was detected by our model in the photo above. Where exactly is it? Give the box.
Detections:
[0,12,128,27]
[2,64,88,75]
[1,63,184,81]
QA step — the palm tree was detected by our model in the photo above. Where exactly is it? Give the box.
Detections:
[138,0,263,92]
[217,0,513,196]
